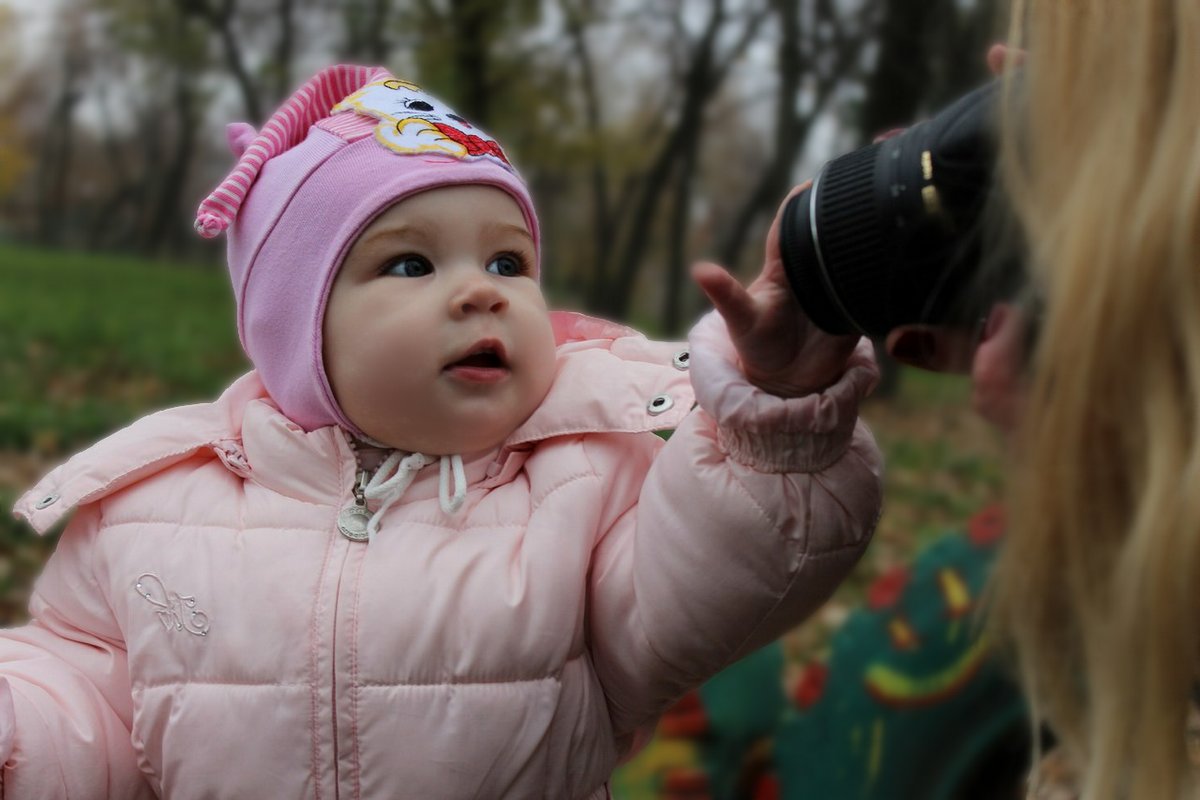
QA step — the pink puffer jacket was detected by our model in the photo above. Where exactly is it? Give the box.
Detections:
[5,311,882,799]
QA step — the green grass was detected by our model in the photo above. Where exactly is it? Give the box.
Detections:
[0,245,248,454]
[0,245,249,621]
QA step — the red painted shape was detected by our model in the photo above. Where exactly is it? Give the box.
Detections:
[752,774,781,800]
[793,662,829,709]
[968,504,1007,547]
[867,565,911,610]
[658,691,709,737]
[662,767,711,795]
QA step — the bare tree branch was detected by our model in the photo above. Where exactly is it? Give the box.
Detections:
[598,0,753,319]
[181,0,263,121]
[272,0,296,100]
[714,0,873,278]
[558,0,616,304]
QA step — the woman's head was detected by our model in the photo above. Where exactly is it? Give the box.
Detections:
[988,1,1200,796]
[195,66,545,446]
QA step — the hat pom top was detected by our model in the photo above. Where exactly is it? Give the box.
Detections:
[194,65,391,239]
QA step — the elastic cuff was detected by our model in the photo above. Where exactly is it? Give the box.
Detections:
[688,310,879,472]
[715,423,856,473]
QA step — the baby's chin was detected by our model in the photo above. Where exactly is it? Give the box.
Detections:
[359,420,519,457]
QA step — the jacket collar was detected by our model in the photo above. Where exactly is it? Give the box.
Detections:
[15,312,694,535]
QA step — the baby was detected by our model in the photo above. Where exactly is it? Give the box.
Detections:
[4,65,882,799]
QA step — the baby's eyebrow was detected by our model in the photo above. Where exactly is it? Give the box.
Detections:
[357,223,434,250]
[482,221,533,244]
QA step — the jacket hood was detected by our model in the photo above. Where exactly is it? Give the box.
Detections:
[14,311,695,535]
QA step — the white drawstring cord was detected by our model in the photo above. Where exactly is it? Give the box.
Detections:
[363,451,435,541]
[361,452,468,541]
[439,454,467,514]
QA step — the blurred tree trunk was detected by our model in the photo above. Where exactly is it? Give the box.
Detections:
[409,0,541,128]
[857,0,997,396]
[856,0,941,397]
[714,0,872,279]
[182,0,264,121]
[661,124,700,334]
[559,0,616,309]
[87,80,142,250]
[446,0,493,125]
[660,3,774,333]
[143,7,206,254]
[35,45,83,247]
[270,0,296,101]
[858,0,938,142]
[597,0,765,322]
[340,0,393,62]
[144,72,200,254]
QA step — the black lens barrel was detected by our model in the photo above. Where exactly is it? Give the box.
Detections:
[779,81,1003,338]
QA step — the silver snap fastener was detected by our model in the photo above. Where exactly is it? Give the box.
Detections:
[35,493,60,510]
[647,394,674,415]
[672,350,690,370]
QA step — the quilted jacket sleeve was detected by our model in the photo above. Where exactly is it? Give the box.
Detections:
[0,505,154,799]
[586,311,883,741]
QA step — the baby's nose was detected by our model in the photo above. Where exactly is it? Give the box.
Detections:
[452,275,507,316]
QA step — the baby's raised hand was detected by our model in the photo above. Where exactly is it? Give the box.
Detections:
[692,182,861,397]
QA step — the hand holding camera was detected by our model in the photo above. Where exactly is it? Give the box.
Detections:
[692,182,861,398]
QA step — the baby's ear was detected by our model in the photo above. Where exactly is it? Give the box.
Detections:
[225,122,258,157]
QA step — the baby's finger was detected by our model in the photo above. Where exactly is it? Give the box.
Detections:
[691,262,757,336]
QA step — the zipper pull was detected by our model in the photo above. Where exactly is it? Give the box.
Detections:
[337,469,372,542]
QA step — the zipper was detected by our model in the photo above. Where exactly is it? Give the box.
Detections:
[336,470,371,542]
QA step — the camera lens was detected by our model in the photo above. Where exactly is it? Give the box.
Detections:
[779,81,1004,338]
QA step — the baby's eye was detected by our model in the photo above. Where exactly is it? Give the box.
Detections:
[383,255,433,277]
[486,254,526,278]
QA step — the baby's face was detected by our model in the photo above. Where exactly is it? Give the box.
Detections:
[324,185,556,454]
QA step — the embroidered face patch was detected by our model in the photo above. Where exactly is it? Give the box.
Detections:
[332,79,510,167]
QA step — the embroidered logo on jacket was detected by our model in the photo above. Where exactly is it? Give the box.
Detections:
[135,573,211,637]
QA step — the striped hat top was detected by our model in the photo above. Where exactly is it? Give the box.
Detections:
[194,65,539,434]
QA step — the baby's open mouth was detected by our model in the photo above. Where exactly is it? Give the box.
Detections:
[450,350,505,369]
[444,340,509,373]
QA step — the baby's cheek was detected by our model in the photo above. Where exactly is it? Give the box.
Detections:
[530,320,558,397]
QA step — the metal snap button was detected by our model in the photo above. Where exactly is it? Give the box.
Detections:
[647,394,674,415]
[35,493,60,510]
[672,350,690,370]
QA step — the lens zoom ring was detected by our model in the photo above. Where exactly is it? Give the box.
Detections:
[814,143,889,335]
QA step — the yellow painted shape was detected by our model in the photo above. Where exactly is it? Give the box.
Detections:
[611,739,701,800]
[867,718,885,787]
[864,635,990,705]
[888,617,919,650]
[938,567,972,617]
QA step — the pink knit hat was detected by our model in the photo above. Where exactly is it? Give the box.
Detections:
[195,65,539,433]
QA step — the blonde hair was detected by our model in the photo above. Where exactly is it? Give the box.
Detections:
[988,0,1200,797]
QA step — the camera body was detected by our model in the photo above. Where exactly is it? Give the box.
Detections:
[780,81,1018,338]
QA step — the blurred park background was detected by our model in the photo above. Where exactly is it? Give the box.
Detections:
[0,0,1008,664]
[0,0,1013,793]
